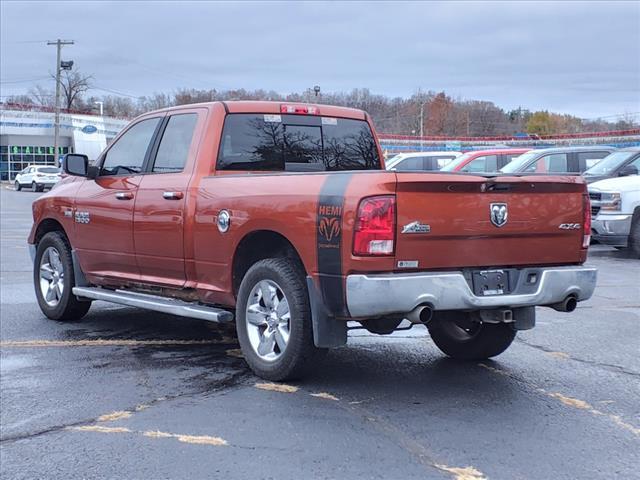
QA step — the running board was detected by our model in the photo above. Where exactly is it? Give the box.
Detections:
[72,287,234,323]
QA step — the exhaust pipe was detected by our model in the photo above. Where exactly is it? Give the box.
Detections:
[407,305,434,324]
[550,296,577,312]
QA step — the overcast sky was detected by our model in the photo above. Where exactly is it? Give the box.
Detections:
[1,1,639,119]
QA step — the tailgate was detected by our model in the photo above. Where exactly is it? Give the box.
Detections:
[394,173,587,269]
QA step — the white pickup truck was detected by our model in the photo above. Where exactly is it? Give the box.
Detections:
[589,175,640,257]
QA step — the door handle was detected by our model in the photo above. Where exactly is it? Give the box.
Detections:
[115,192,134,200]
[163,191,184,200]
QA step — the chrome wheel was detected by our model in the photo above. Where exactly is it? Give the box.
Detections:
[245,279,291,362]
[39,246,65,307]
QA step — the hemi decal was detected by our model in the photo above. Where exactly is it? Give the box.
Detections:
[316,173,352,315]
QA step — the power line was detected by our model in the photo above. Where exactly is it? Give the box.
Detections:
[90,86,144,99]
[0,76,51,84]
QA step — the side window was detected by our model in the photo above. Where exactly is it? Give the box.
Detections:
[152,114,198,173]
[503,153,521,163]
[101,118,161,176]
[541,153,568,172]
[395,156,424,170]
[629,156,640,170]
[577,151,610,169]
[462,155,497,172]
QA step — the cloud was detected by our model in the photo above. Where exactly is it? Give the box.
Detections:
[1,0,638,118]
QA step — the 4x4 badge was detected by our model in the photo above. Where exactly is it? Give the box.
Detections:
[490,203,508,227]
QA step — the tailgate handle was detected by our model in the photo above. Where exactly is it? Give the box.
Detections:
[163,191,184,200]
[486,183,512,191]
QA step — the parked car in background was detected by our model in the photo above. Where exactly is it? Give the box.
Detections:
[500,146,616,174]
[14,165,61,192]
[441,149,530,173]
[589,175,640,257]
[583,147,640,183]
[385,151,461,171]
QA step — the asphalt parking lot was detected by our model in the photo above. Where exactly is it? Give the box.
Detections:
[1,185,638,480]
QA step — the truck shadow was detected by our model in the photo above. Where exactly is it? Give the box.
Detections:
[46,304,524,402]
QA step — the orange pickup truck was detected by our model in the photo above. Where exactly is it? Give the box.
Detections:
[28,101,597,380]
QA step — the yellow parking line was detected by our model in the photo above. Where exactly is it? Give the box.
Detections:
[310,392,339,401]
[68,425,227,446]
[254,382,298,393]
[0,339,234,348]
[97,411,133,422]
[478,363,640,438]
[435,464,487,480]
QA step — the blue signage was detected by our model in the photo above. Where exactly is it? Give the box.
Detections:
[82,125,98,134]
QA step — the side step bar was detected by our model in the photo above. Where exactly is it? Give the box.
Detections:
[72,287,234,323]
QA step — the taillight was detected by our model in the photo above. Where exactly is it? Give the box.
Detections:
[582,192,591,248]
[280,104,320,115]
[353,195,396,256]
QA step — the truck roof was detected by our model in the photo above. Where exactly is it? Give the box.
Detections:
[525,146,617,156]
[142,100,368,121]
[462,148,530,156]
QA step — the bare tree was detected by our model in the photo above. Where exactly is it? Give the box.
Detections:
[28,84,56,108]
[50,71,93,110]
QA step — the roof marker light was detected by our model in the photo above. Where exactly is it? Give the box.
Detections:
[280,104,320,115]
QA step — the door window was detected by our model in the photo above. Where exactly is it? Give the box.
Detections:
[152,114,198,173]
[535,153,568,172]
[395,156,424,170]
[461,155,498,172]
[101,117,161,176]
[577,151,610,169]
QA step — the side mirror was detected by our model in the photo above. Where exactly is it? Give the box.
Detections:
[63,154,89,177]
[618,164,638,177]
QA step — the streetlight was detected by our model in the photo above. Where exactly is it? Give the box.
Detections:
[94,101,104,116]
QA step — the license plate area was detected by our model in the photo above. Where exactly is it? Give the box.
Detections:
[472,269,511,296]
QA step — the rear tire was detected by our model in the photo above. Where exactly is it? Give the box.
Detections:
[14,181,21,191]
[236,257,324,381]
[427,312,516,360]
[34,232,91,321]
[31,182,38,192]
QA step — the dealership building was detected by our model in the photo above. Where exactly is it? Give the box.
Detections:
[0,106,129,181]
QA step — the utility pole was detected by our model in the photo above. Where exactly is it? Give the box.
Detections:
[419,100,428,151]
[47,39,74,167]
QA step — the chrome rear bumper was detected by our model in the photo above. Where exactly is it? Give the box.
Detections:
[346,266,597,318]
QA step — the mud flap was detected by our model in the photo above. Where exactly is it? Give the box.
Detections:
[307,276,347,348]
[512,306,536,330]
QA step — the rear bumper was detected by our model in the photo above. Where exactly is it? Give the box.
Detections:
[592,214,632,247]
[346,266,597,318]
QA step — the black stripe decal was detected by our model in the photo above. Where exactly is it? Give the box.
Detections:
[316,173,352,316]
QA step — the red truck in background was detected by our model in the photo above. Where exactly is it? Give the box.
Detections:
[28,101,597,380]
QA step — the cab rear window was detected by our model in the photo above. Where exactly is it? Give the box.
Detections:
[217,113,381,171]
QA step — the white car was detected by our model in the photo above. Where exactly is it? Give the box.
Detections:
[14,165,61,192]
[385,151,462,171]
[589,175,640,257]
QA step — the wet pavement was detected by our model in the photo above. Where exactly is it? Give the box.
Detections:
[1,186,639,479]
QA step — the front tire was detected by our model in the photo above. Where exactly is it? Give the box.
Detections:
[34,232,91,321]
[236,257,324,381]
[15,181,21,191]
[427,312,516,360]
